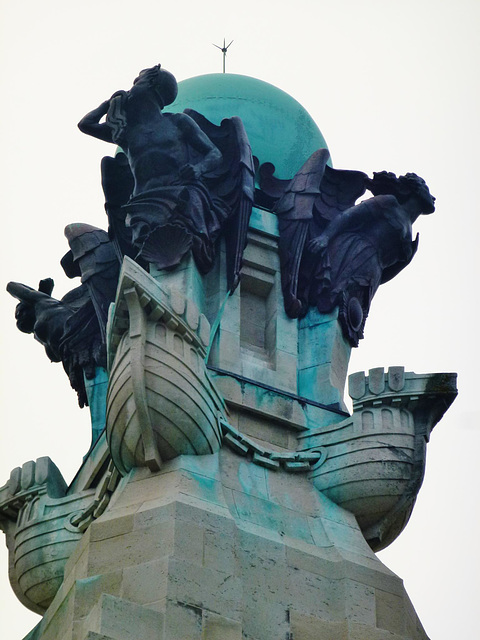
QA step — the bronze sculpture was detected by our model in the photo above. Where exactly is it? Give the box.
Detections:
[7,224,119,407]
[308,171,435,344]
[259,151,435,345]
[6,66,255,406]
[6,64,436,406]
[79,65,255,290]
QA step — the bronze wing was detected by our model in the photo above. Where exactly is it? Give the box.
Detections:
[259,149,330,316]
[258,149,368,317]
[184,109,255,292]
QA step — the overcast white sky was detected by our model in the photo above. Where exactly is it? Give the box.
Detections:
[1,1,479,638]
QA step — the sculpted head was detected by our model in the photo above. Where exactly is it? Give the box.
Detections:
[133,64,178,108]
[370,171,435,214]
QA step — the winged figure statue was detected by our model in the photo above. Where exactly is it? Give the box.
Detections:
[79,65,255,292]
[259,152,435,345]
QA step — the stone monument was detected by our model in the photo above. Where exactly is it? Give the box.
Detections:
[1,66,456,640]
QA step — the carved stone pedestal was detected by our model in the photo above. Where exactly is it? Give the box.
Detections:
[25,451,428,640]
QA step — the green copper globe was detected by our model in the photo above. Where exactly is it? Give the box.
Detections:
[165,73,328,179]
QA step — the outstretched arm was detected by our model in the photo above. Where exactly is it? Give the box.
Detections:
[78,99,114,143]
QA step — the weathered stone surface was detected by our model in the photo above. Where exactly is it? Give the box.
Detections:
[202,611,242,640]
[2,70,456,640]
[82,593,163,640]
[17,444,432,640]
[106,258,225,475]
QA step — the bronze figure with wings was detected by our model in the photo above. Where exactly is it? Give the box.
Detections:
[79,65,255,292]
[259,151,435,345]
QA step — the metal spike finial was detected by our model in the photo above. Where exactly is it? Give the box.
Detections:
[213,38,234,73]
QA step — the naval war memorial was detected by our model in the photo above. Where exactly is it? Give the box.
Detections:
[1,65,456,639]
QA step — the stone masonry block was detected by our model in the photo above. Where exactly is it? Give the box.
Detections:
[172,495,235,533]
[237,526,286,563]
[122,558,169,605]
[286,542,341,580]
[85,593,163,640]
[231,489,314,543]
[340,557,404,596]
[218,288,240,334]
[73,572,123,621]
[163,599,202,640]
[375,589,406,635]
[265,470,321,516]
[175,469,228,508]
[290,610,348,640]
[89,513,135,542]
[347,621,406,639]
[202,611,242,640]
[159,452,221,479]
[174,518,205,566]
[275,349,298,391]
[242,239,279,274]
[237,411,292,450]
[63,529,92,588]
[241,358,278,390]
[109,475,171,510]
[172,493,234,529]
[167,558,243,621]
[41,589,75,640]
[321,517,375,558]
[216,328,241,372]
[274,310,298,356]
[299,306,338,330]
[242,600,289,640]
[344,579,376,626]
[87,521,175,575]
[133,500,176,530]
[298,319,339,369]
[306,515,332,547]
[288,568,342,619]
[329,330,351,393]
[203,526,236,575]
[298,364,343,407]
[219,451,269,501]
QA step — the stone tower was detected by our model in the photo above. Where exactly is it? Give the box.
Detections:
[0,72,456,640]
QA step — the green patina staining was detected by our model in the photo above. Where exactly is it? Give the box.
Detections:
[249,207,279,237]
[297,307,351,419]
[238,461,269,501]
[84,367,109,449]
[189,470,223,505]
[166,73,328,179]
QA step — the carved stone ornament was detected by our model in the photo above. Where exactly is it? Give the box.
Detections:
[106,258,226,475]
[297,367,457,551]
[2,68,457,640]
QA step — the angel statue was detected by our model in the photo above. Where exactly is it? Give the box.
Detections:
[79,65,255,291]
[259,150,435,346]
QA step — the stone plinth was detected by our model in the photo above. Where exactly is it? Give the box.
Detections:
[26,450,428,640]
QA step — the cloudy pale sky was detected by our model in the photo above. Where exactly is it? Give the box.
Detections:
[1,1,479,638]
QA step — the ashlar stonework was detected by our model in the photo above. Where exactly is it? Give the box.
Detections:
[2,69,456,640]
